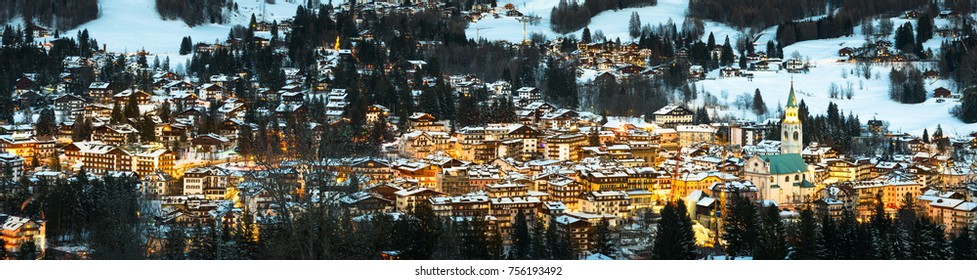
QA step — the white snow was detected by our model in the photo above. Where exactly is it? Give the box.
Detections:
[694,15,977,137]
[49,0,301,54]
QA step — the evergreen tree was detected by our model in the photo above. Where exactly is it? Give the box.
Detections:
[651,200,697,260]
[139,115,156,142]
[922,128,929,143]
[951,227,976,260]
[511,211,532,259]
[35,108,57,136]
[629,12,642,39]
[590,219,616,257]
[162,226,188,260]
[179,36,193,55]
[17,240,37,260]
[754,204,788,260]
[722,194,758,258]
[720,36,735,66]
[789,207,819,259]
[752,89,767,116]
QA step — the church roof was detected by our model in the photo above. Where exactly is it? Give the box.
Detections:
[758,154,807,175]
[786,81,798,108]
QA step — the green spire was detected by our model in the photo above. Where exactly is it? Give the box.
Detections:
[786,80,797,108]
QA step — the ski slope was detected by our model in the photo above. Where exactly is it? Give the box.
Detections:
[42,0,303,54]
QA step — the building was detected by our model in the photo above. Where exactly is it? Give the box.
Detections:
[653,105,693,128]
[580,191,631,218]
[676,124,717,147]
[1,214,46,256]
[781,82,803,155]
[183,167,232,199]
[744,154,815,206]
[544,133,586,161]
[394,188,445,212]
[0,152,25,182]
[63,141,132,175]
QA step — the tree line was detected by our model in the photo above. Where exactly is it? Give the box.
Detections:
[0,0,99,31]
[550,0,658,34]
[155,0,236,27]
[721,192,976,260]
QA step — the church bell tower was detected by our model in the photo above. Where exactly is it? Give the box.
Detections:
[781,81,803,154]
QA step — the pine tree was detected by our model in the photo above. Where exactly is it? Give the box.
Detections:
[922,128,929,143]
[511,211,532,259]
[951,227,976,260]
[590,219,616,257]
[139,115,156,142]
[179,36,193,55]
[722,194,758,258]
[547,219,575,260]
[162,225,188,260]
[17,240,37,260]
[35,108,57,136]
[817,214,839,259]
[628,12,642,39]
[752,89,767,116]
[754,204,788,260]
[651,200,697,260]
[789,207,819,259]
[111,103,124,123]
[720,36,735,66]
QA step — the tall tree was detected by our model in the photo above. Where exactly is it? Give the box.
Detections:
[722,194,758,258]
[629,12,642,39]
[754,204,788,259]
[651,200,697,260]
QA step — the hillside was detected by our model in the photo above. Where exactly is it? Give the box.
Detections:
[469,0,975,136]
[48,0,301,54]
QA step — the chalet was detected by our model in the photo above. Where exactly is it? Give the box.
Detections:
[113,89,153,105]
[934,87,952,99]
[182,166,232,199]
[191,134,232,153]
[923,70,939,80]
[27,25,49,38]
[689,65,705,80]
[63,141,132,175]
[54,94,86,113]
[17,91,44,108]
[1,214,46,255]
[784,58,807,72]
[516,87,541,103]
[14,77,35,93]
[92,124,139,145]
[838,47,854,57]
[165,80,196,93]
[618,64,645,76]
[366,104,391,124]
[170,92,199,109]
[198,83,225,100]
[73,104,113,120]
[87,82,118,104]
[720,66,740,78]
[340,192,394,215]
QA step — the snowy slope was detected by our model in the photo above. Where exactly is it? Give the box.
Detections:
[468,0,742,44]
[695,18,977,137]
[53,0,301,54]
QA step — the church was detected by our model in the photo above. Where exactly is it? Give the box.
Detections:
[743,82,817,206]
